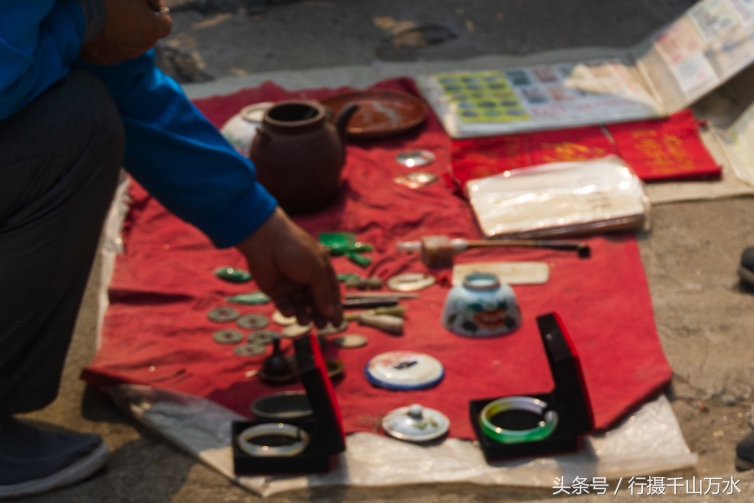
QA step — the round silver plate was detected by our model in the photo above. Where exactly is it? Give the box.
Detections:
[237,313,270,330]
[387,273,436,292]
[208,306,240,323]
[395,150,435,168]
[213,329,243,344]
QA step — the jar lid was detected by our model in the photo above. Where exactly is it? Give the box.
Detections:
[365,351,444,390]
[382,404,450,442]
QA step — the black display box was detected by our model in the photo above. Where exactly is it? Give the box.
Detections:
[469,312,595,461]
[232,332,346,475]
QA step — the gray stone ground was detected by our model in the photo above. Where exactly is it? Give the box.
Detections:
[17,0,754,501]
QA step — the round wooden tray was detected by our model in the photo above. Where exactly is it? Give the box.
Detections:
[319,89,428,139]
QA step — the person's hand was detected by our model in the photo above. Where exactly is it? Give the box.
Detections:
[80,0,173,65]
[236,207,342,329]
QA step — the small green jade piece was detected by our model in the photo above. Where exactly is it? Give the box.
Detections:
[337,273,362,282]
[327,242,373,255]
[345,251,372,267]
[319,232,355,249]
[214,266,252,283]
[320,233,373,268]
[226,292,271,305]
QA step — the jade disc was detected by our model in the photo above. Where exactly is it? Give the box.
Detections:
[214,266,252,283]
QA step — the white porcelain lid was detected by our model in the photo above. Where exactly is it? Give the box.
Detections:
[365,351,444,390]
[382,404,450,442]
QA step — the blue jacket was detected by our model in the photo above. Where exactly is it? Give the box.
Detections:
[0,0,277,248]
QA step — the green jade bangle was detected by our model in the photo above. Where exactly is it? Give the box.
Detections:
[480,396,559,444]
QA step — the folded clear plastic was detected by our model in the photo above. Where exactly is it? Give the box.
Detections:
[466,156,650,239]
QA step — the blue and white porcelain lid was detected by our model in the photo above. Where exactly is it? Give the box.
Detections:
[365,351,444,390]
[382,404,450,442]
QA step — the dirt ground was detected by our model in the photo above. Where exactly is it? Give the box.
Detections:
[17,1,754,501]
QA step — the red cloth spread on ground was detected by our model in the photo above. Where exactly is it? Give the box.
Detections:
[82,78,672,439]
[450,110,720,188]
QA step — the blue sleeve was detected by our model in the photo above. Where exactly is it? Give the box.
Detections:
[0,0,86,120]
[74,52,278,248]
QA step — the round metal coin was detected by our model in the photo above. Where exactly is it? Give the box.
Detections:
[395,150,435,168]
[213,329,244,344]
[208,306,240,323]
[332,334,368,349]
[233,343,266,357]
[282,323,313,338]
[248,329,277,345]
[236,313,269,330]
[272,310,298,326]
[387,272,437,292]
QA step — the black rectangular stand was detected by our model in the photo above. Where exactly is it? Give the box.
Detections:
[469,312,594,461]
[232,333,346,475]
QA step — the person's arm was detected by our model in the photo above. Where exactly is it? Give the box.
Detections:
[0,0,104,120]
[74,51,278,247]
[75,51,341,325]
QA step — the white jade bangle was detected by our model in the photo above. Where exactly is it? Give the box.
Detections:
[237,423,310,457]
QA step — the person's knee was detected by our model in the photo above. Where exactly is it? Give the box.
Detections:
[66,70,125,174]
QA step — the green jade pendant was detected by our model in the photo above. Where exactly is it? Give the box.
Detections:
[226,292,271,305]
[320,232,373,268]
[337,273,362,282]
[214,266,252,283]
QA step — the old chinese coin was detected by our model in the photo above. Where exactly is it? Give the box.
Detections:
[272,310,298,326]
[233,343,266,357]
[213,329,244,344]
[248,329,278,345]
[214,266,252,283]
[332,334,368,349]
[207,306,240,323]
[237,313,270,330]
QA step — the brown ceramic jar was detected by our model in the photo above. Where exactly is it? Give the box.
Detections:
[250,100,357,215]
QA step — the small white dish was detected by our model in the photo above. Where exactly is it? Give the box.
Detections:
[365,351,444,390]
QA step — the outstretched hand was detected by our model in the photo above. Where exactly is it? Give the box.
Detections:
[236,207,343,329]
[80,0,172,65]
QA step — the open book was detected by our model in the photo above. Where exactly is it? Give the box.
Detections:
[418,0,754,138]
